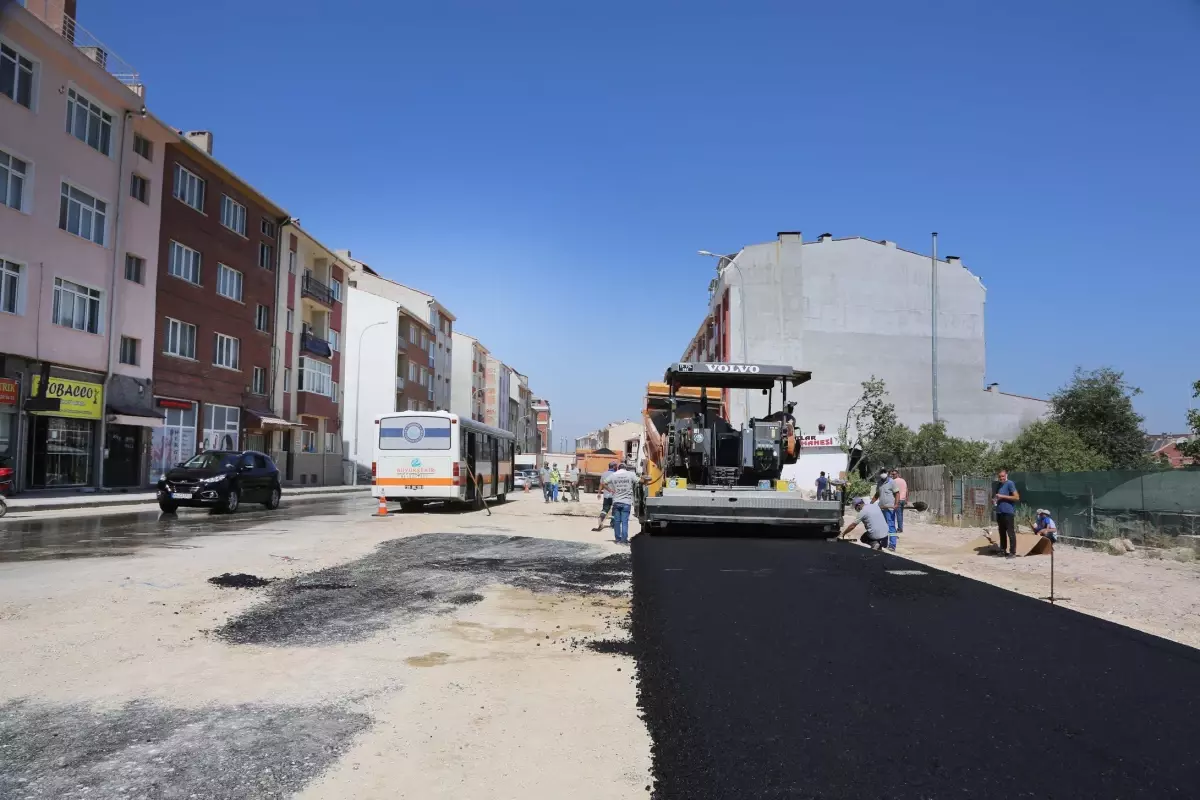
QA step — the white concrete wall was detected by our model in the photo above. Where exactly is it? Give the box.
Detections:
[343,286,399,470]
[450,331,475,419]
[710,236,1047,443]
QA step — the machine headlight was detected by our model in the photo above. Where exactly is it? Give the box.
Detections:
[199,474,229,485]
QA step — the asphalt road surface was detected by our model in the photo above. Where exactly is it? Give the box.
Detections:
[631,535,1200,799]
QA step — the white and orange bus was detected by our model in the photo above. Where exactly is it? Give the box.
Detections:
[372,411,515,511]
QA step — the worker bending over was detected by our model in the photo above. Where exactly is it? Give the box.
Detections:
[841,497,890,550]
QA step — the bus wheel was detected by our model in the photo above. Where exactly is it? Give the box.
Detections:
[399,500,425,513]
[497,494,506,504]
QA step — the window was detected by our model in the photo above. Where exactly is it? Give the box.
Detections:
[168,241,201,284]
[287,251,296,274]
[328,329,339,352]
[255,303,270,332]
[331,381,339,404]
[133,134,152,160]
[130,173,149,204]
[301,430,317,453]
[52,277,101,333]
[258,242,274,270]
[285,309,294,330]
[330,279,342,302]
[59,182,106,245]
[172,163,205,211]
[420,332,428,350]
[163,317,197,359]
[379,415,452,451]
[324,432,337,452]
[203,405,240,452]
[66,88,112,155]
[124,254,144,284]
[283,367,291,392]
[1,148,28,211]
[1,42,34,109]
[213,333,240,370]
[408,362,417,382]
[216,264,243,302]
[1,258,20,314]
[420,367,429,387]
[219,195,246,235]
[252,366,267,395]
[409,324,417,344]
[119,336,139,366]
[261,218,276,237]
[298,357,332,396]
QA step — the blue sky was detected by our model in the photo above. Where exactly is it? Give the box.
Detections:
[82,0,1198,443]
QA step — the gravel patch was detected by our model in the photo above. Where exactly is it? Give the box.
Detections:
[216,533,629,647]
[0,698,370,799]
[208,573,275,589]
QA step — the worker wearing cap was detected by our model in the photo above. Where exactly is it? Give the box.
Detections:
[841,497,889,550]
[592,461,618,532]
[550,464,562,502]
[1033,509,1058,544]
[539,463,552,503]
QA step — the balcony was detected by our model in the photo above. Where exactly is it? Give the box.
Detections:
[302,274,334,307]
[300,331,333,358]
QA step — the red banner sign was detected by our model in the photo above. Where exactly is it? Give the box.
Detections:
[157,397,194,410]
[0,378,16,406]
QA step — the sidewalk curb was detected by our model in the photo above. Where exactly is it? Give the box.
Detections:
[3,486,371,515]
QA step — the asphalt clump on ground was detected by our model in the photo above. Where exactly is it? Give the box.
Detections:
[217,533,629,647]
[208,573,275,589]
[631,535,1200,799]
[0,698,369,799]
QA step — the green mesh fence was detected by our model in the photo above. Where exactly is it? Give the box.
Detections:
[954,469,1200,544]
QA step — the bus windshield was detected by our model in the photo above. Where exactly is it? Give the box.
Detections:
[379,416,452,450]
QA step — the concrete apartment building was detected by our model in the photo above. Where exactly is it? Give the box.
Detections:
[533,396,551,456]
[149,131,286,481]
[269,223,351,486]
[682,232,1047,443]
[0,0,175,490]
[341,260,452,478]
[483,355,511,431]
[512,372,536,454]
[450,332,487,422]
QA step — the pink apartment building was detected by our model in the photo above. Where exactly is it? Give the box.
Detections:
[0,0,172,490]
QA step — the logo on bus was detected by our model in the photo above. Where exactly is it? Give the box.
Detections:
[403,422,425,443]
[411,458,422,468]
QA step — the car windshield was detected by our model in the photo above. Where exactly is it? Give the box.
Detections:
[182,452,240,470]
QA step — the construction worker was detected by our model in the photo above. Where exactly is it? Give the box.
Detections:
[873,469,899,546]
[565,463,581,502]
[993,468,1020,558]
[1033,509,1058,544]
[841,497,889,550]
[602,462,646,545]
[550,463,562,502]
[539,463,552,503]
[592,461,618,531]
[816,471,829,501]
[890,468,908,542]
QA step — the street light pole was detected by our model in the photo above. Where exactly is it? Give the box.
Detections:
[353,320,388,486]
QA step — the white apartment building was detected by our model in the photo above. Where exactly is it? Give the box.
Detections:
[450,332,487,422]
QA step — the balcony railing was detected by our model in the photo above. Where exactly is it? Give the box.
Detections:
[22,2,143,90]
[302,274,334,306]
[300,332,333,358]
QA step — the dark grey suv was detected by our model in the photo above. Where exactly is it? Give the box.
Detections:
[157,450,281,514]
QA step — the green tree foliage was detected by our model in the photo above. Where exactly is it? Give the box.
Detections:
[1179,379,1200,460]
[838,377,900,475]
[1051,367,1148,469]
[991,420,1110,472]
[908,421,993,477]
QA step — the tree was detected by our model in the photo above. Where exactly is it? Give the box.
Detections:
[1051,367,1148,469]
[1179,379,1200,460]
[908,420,993,477]
[991,420,1110,472]
[839,377,904,474]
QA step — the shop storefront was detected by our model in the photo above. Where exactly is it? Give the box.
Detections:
[202,404,241,452]
[0,378,17,490]
[150,398,198,484]
[26,375,103,489]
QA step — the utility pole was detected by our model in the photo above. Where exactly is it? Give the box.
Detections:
[931,232,939,424]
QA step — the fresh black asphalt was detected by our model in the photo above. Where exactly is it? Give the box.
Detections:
[631,535,1200,799]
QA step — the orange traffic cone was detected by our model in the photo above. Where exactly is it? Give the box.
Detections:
[374,495,389,517]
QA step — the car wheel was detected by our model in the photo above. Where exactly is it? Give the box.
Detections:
[224,489,240,514]
[159,502,177,514]
[264,486,281,510]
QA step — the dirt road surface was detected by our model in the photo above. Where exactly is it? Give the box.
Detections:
[0,495,649,799]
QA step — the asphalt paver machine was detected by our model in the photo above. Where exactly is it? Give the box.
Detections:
[639,362,844,534]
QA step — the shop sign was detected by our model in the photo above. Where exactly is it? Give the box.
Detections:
[29,376,104,420]
[799,434,837,448]
[0,378,16,407]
